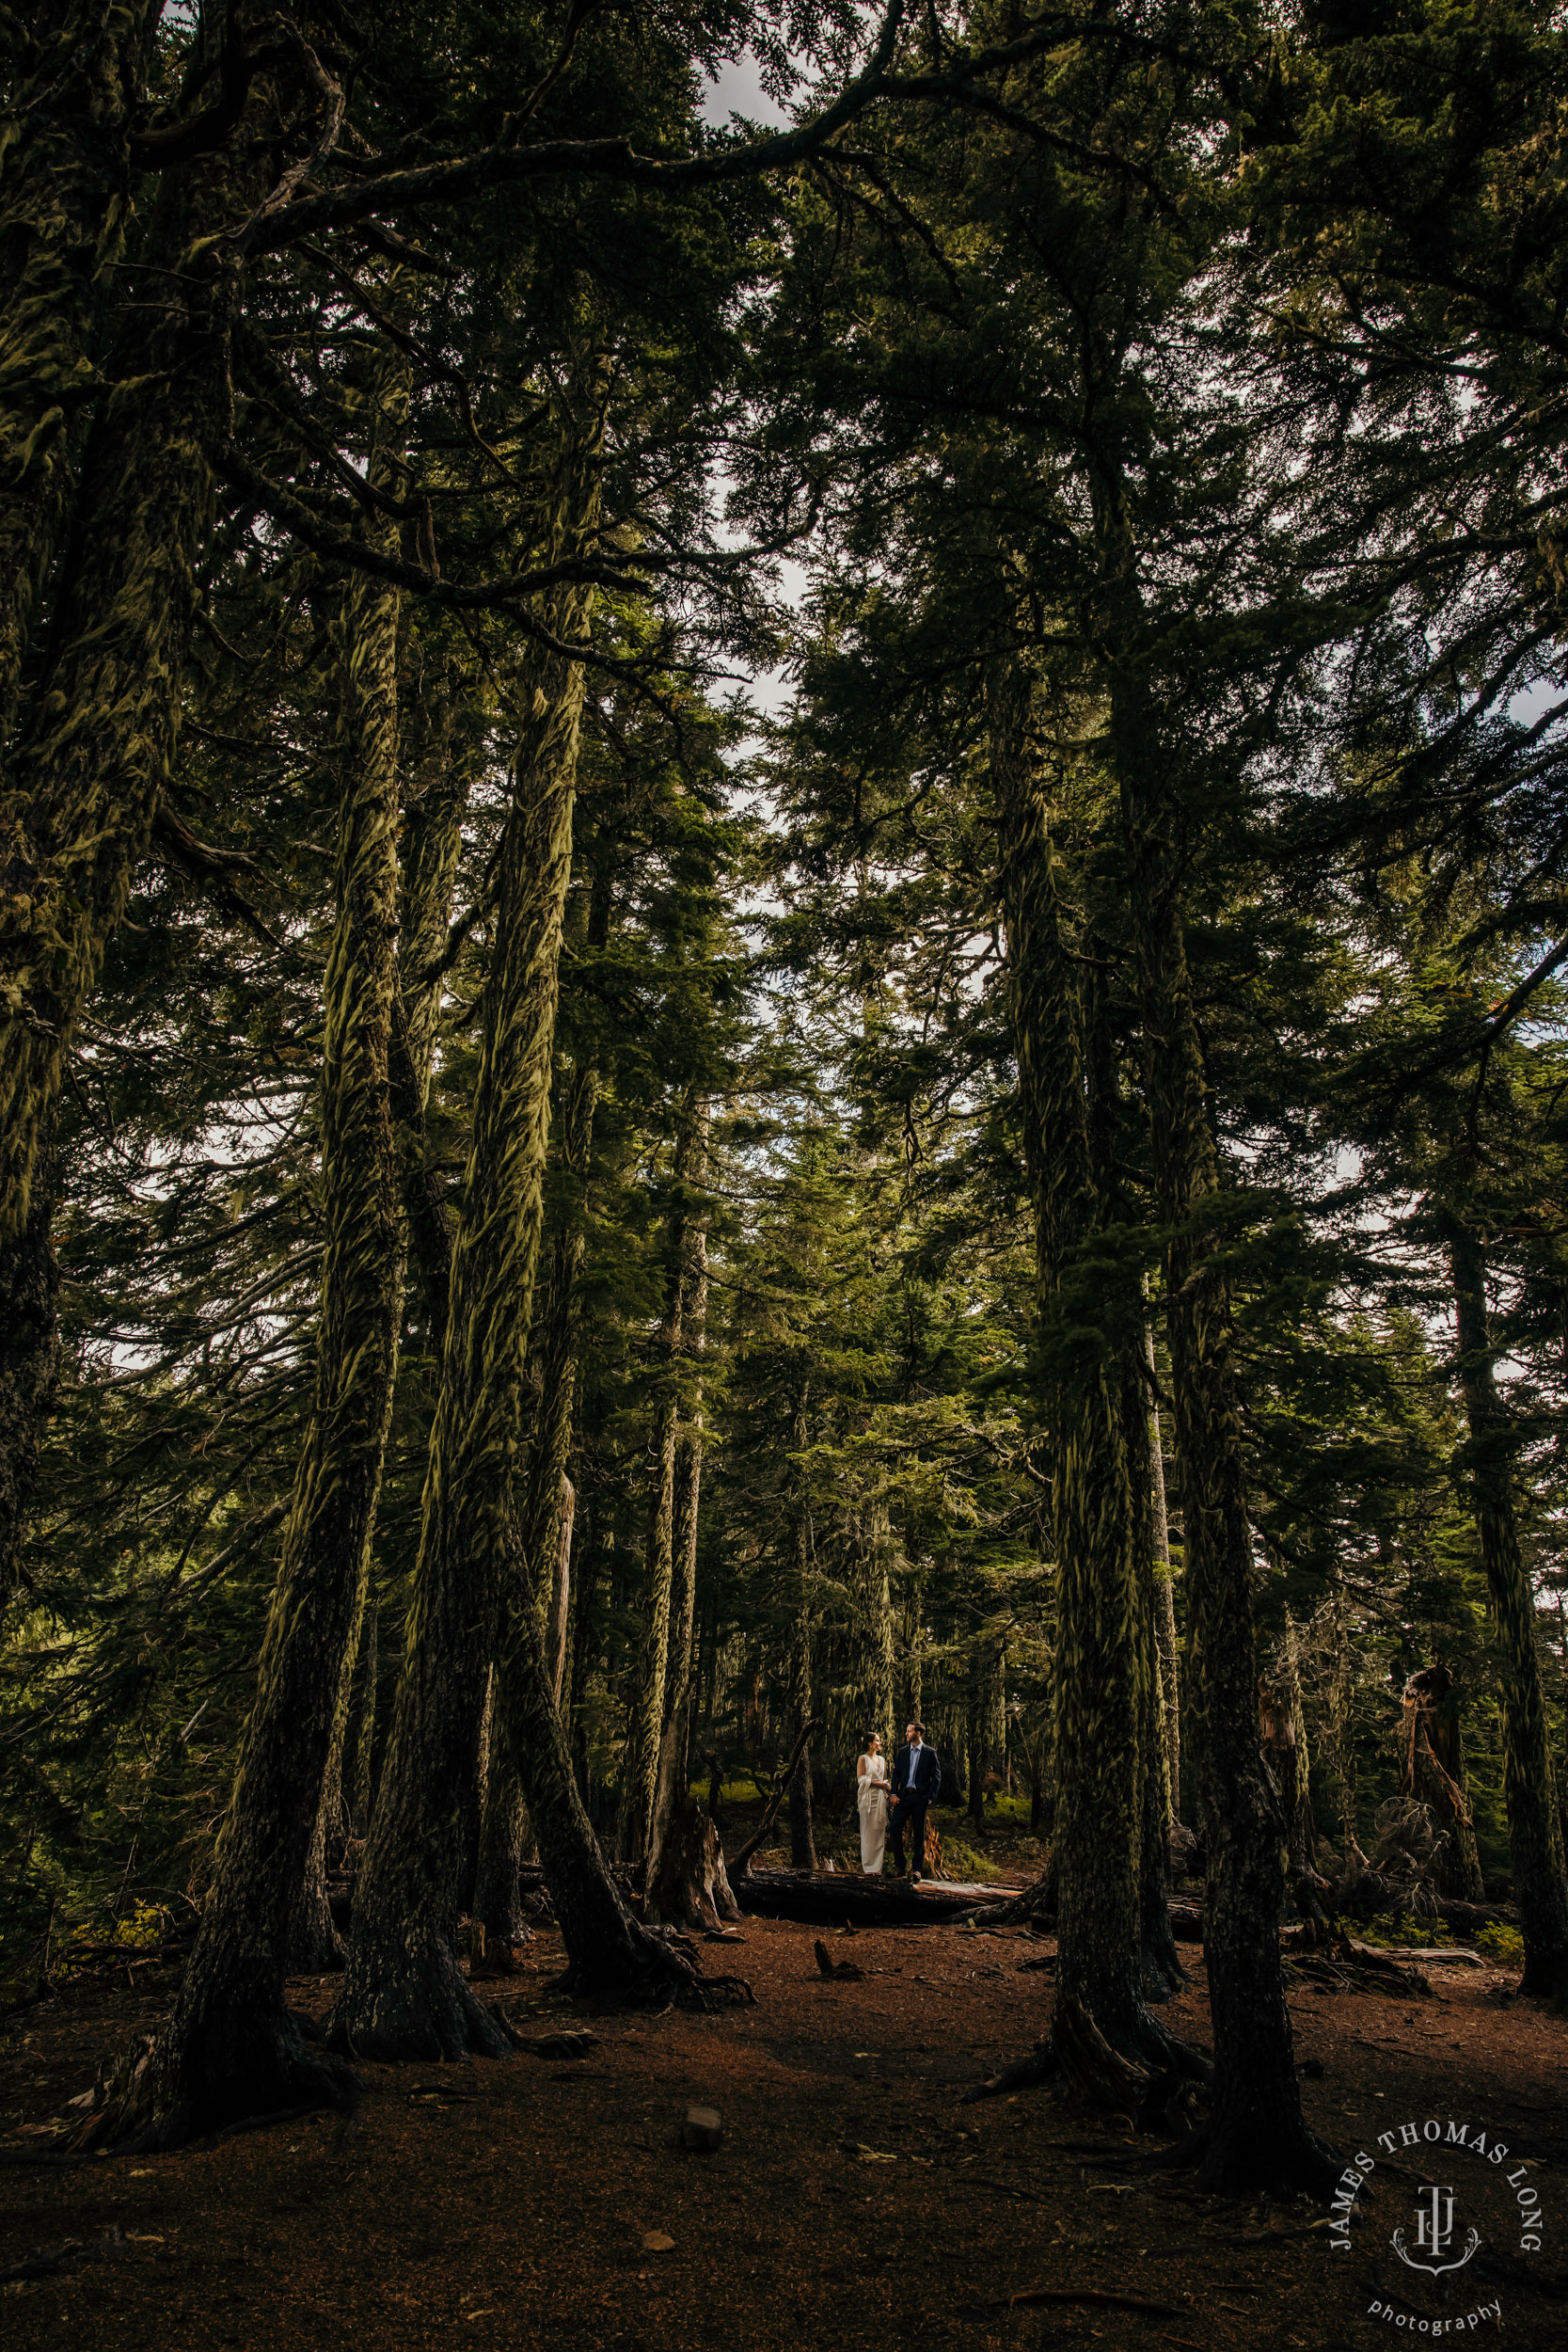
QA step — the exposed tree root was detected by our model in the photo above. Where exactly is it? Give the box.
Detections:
[1053,1992,1158,2106]
[961,2039,1060,2102]
[552,1922,753,2012]
[326,1931,514,2063]
[965,1993,1210,2112]
[1147,2111,1343,2201]
[983,1850,1057,1929]
[1052,1988,1212,2105]
[71,2009,358,2155]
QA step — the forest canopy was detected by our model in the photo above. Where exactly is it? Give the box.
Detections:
[3,0,1568,2194]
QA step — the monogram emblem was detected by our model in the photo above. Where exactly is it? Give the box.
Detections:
[1390,2184,1481,2279]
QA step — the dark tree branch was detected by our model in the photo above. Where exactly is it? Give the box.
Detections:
[130,17,253,167]
[726,1719,817,1881]
[232,12,1090,254]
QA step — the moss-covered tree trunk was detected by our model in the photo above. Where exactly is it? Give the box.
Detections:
[349,1597,379,1836]
[2,116,259,1611]
[1127,1364,1183,1999]
[328,488,593,2055]
[484,1048,727,2004]
[567,1491,606,1804]
[991,659,1158,2097]
[84,336,408,2148]
[1448,1219,1568,1994]
[389,653,476,1355]
[1,128,251,1247]
[0,1124,59,1599]
[624,1124,692,1859]
[284,353,414,1975]
[1145,1324,1181,1820]
[902,1576,926,1731]
[1327,1574,1365,1878]
[1399,1665,1483,1903]
[332,371,724,2039]
[0,0,158,755]
[1281,1613,1318,1882]
[1116,644,1332,2189]
[475,1065,596,1943]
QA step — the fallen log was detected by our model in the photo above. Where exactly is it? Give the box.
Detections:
[733,1867,1021,1929]
[1346,1939,1482,1968]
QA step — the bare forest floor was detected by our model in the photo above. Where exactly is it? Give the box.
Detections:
[3,1813,1566,2352]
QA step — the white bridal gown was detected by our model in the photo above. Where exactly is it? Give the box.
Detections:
[856,1753,890,1874]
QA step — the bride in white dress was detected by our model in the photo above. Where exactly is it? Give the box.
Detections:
[856,1732,890,1874]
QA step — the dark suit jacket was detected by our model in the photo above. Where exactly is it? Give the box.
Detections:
[892,1740,940,1804]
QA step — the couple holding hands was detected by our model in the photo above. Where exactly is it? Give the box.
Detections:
[854,1722,940,1879]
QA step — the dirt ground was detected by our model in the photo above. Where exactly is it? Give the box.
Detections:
[3,1896,1565,2351]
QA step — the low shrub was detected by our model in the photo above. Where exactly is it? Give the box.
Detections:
[1340,1912,1453,1949]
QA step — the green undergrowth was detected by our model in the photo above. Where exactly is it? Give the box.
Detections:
[1344,1912,1457,1949]
[935,1836,1006,1883]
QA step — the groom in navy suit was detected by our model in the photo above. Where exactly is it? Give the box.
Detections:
[889,1720,940,1882]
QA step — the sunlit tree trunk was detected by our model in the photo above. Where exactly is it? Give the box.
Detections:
[624,1107,699,1858]
[1448,1219,1568,1994]
[646,1107,710,1886]
[1281,1613,1317,1880]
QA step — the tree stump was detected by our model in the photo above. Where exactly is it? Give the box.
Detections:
[644,1795,741,1932]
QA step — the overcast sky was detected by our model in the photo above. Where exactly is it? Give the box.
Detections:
[701,52,794,131]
